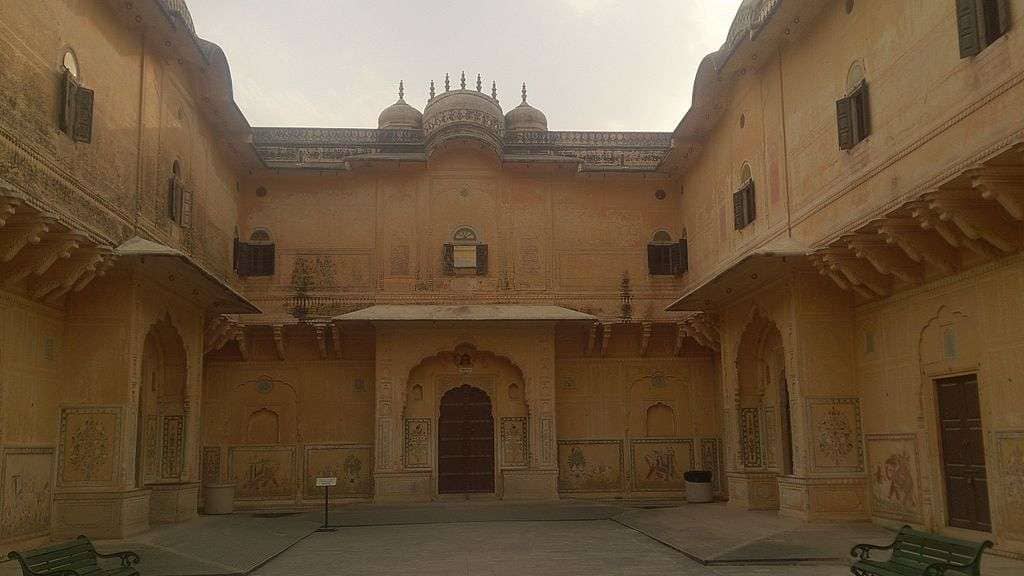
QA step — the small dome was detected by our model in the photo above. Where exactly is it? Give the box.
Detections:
[504,83,547,132]
[422,73,505,157]
[378,82,423,129]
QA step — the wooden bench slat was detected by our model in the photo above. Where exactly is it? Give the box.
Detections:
[851,527,991,576]
[22,544,94,561]
[9,536,139,576]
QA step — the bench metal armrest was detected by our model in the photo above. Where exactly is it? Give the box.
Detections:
[95,550,141,568]
[850,542,893,560]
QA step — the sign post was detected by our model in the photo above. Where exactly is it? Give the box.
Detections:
[315,477,338,532]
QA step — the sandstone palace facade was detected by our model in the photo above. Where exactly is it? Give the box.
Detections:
[1,0,1023,558]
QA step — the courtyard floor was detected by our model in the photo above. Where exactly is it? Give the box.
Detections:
[9,501,1023,576]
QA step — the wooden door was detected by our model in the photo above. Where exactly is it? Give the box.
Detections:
[936,375,991,532]
[438,385,495,494]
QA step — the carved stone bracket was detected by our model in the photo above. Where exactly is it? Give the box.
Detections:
[313,323,328,360]
[330,322,343,359]
[233,324,249,361]
[0,191,114,303]
[811,147,1024,301]
[585,321,599,356]
[272,324,286,361]
[640,321,653,357]
[681,313,720,351]
[600,323,613,357]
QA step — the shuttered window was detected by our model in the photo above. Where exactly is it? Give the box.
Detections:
[957,0,1010,58]
[443,243,488,276]
[733,179,756,230]
[234,239,275,277]
[60,69,94,143]
[836,81,870,150]
[167,176,193,228]
[648,239,688,276]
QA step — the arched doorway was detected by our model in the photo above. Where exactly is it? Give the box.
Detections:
[137,317,188,487]
[437,384,495,494]
[734,310,794,509]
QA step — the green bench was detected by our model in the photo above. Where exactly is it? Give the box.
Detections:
[850,525,992,576]
[7,535,140,576]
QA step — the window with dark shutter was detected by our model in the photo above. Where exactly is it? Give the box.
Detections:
[677,239,689,275]
[59,67,94,143]
[442,243,455,275]
[957,0,983,57]
[475,244,488,276]
[72,85,94,143]
[179,184,193,229]
[836,96,854,150]
[733,189,747,230]
[837,81,870,150]
[733,180,756,230]
[958,0,1011,58]
[446,227,485,275]
[648,232,686,276]
[168,176,183,223]
[254,244,275,276]
[743,179,756,223]
[60,70,78,135]
[236,230,275,277]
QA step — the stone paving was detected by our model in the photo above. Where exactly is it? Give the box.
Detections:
[5,501,1022,575]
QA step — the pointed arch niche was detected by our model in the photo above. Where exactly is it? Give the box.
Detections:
[137,316,188,487]
[731,308,793,510]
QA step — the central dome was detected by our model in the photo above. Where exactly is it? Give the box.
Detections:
[422,73,504,158]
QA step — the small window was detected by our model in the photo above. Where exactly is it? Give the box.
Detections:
[443,226,487,276]
[836,65,871,150]
[648,230,688,276]
[235,229,276,277]
[733,165,756,230]
[59,49,93,143]
[957,0,1011,58]
[167,160,192,228]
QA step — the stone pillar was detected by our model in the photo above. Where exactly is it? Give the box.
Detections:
[777,272,867,521]
[505,326,558,499]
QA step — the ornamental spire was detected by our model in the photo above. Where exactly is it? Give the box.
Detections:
[460,71,466,90]
[429,79,435,99]
[398,80,404,101]
[476,73,482,92]
[444,73,450,92]
[491,80,497,99]
[521,82,528,103]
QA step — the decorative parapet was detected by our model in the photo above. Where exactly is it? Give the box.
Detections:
[252,127,672,171]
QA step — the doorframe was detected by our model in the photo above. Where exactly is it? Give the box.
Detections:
[923,368,995,539]
[432,382,499,500]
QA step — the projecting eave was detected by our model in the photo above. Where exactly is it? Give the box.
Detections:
[334,304,596,322]
[666,239,811,312]
[115,236,260,314]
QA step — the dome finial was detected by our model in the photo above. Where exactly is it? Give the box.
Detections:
[398,80,405,101]
[445,73,450,92]
[460,71,466,90]
[429,79,435,99]
[491,80,497,99]
[521,82,528,103]
[476,74,482,92]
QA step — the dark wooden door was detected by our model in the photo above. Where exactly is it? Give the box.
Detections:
[438,385,494,494]
[936,375,991,532]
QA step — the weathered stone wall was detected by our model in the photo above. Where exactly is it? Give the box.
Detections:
[554,324,721,498]
[855,256,1024,553]
[238,148,683,321]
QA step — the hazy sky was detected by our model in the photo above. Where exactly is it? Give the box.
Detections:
[187,0,745,132]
